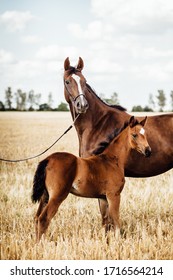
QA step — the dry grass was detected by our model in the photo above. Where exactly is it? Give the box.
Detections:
[0,112,173,260]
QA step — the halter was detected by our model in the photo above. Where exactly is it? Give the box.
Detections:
[64,80,89,119]
[73,93,88,106]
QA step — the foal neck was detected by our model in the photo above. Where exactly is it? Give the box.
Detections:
[103,127,131,164]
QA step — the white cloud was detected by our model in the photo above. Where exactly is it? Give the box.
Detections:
[21,35,42,44]
[68,20,114,40]
[88,58,123,75]
[4,59,63,81]
[0,49,14,64]
[14,60,44,78]
[67,23,83,38]
[67,0,173,95]
[130,63,170,82]
[1,1,173,110]
[0,10,34,32]
[134,47,173,59]
[91,0,173,34]
[68,21,102,40]
[36,45,78,61]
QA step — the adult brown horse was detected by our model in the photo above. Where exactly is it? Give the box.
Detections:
[63,57,173,225]
[32,116,151,241]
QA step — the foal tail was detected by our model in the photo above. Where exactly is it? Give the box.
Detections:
[31,159,48,203]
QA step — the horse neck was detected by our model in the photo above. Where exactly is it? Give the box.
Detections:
[103,127,131,166]
[73,86,121,133]
[85,85,112,113]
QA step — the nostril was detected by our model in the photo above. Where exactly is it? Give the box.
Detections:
[145,147,152,157]
[77,102,80,108]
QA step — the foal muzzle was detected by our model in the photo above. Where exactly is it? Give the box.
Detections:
[144,146,152,157]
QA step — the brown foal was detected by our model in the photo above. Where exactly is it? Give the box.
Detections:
[32,116,151,242]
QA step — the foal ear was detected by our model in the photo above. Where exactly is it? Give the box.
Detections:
[129,116,136,127]
[140,116,147,127]
[76,57,84,71]
[64,57,70,70]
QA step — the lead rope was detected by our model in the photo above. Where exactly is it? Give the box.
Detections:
[0,113,80,163]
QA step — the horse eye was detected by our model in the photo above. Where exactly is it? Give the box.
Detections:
[132,133,137,139]
[65,80,70,85]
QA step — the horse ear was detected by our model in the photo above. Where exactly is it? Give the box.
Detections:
[129,116,135,127]
[140,116,147,127]
[64,57,70,70]
[76,57,84,71]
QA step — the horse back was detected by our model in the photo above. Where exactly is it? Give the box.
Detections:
[46,152,78,175]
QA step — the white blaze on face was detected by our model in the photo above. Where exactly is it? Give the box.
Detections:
[140,128,145,135]
[72,74,85,106]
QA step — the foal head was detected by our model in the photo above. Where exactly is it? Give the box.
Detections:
[64,57,89,114]
[128,116,151,157]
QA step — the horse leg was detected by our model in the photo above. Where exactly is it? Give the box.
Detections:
[98,198,109,226]
[37,189,70,242]
[37,198,61,242]
[35,191,49,241]
[106,193,121,236]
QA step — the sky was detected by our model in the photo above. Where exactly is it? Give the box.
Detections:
[0,0,173,110]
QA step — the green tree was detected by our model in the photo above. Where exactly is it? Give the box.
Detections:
[143,105,153,112]
[48,92,53,109]
[148,93,155,111]
[15,89,27,111]
[156,90,166,111]
[57,102,69,111]
[101,92,120,105]
[131,105,143,112]
[110,92,119,104]
[0,101,5,111]
[34,93,42,108]
[5,87,13,110]
[28,90,35,110]
[39,103,51,111]
[131,105,153,112]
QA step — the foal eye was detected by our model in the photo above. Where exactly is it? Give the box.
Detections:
[65,80,70,85]
[132,133,137,139]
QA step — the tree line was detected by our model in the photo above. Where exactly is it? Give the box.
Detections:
[101,90,173,112]
[131,90,173,112]
[0,87,69,111]
[0,87,173,112]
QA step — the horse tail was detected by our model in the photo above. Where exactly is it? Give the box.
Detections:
[31,159,48,203]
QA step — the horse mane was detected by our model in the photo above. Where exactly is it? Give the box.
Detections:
[86,83,126,112]
[93,118,140,155]
[65,69,126,112]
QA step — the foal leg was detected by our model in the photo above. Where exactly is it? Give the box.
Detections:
[106,194,121,237]
[37,191,70,242]
[35,191,48,241]
[98,198,109,226]
[37,198,60,242]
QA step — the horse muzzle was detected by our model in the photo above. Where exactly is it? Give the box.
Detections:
[75,95,89,114]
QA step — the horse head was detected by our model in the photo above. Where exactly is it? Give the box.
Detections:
[63,57,89,114]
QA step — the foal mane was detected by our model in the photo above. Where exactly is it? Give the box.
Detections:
[93,118,140,155]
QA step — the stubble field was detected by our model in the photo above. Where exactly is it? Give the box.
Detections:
[0,111,173,260]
